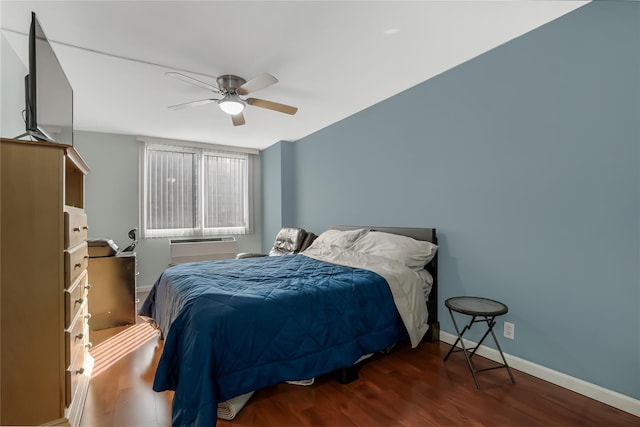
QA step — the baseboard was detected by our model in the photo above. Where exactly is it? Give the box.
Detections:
[137,284,154,293]
[440,332,640,417]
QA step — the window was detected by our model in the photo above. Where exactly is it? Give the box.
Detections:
[140,138,256,238]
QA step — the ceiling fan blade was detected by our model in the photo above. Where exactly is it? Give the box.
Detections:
[237,73,278,95]
[166,72,220,93]
[247,98,298,115]
[231,112,246,126]
[168,99,217,110]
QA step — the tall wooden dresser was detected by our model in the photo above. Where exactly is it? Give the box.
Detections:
[0,138,93,426]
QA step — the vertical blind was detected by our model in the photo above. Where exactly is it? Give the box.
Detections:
[142,142,250,238]
[146,149,197,232]
[203,154,247,229]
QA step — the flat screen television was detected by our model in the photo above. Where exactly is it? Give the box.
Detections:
[21,12,73,145]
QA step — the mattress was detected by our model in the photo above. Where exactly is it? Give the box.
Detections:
[139,253,425,426]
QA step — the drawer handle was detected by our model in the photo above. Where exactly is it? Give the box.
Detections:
[84,284,92,290]
[84,313,92,320]
[76,368,85,376]
[85,342,93,350]
[82,226,89,230]
[74,263,82,269]
[73,227,81,232]
[75,333,84,341]
[75,297,84,306]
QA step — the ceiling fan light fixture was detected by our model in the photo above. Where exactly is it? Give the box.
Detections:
[219,96,245,115]
[167,72,298,124]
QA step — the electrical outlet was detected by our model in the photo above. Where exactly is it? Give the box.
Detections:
[503,321,515,340]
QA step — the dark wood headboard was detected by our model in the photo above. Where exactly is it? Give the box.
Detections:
[330,225,439,343]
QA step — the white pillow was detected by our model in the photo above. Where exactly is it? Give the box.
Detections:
[350,231,438,271]
[308,228,369,249]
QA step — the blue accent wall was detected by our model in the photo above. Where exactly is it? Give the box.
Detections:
[273,2,639,398]
[261,140,296,251]
[281,140,296,227]
[261,142,283,251]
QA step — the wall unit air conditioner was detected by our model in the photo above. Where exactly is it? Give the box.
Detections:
[169,237,236,265]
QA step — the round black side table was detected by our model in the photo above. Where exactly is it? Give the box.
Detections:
[443,296,516,389]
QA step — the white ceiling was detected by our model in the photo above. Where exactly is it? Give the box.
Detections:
[1,1,587,151]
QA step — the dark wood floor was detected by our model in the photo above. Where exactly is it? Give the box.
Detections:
[79,323,638,427]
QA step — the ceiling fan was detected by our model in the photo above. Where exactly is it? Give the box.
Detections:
[166,72,298,126]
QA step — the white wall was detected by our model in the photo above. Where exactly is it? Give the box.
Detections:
[1,34,27,137]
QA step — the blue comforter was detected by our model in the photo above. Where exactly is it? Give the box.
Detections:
[139,254,407,426]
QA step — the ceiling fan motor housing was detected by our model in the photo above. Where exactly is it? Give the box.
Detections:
[217,75,247,93]
[166,71,297,126]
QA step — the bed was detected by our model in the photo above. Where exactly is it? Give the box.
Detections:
[139,226,438,426]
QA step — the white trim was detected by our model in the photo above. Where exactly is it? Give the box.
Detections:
[440,332,640,417]
[136,135,259,155]
[137,284,154,293]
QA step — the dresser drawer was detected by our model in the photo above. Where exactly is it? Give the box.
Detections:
[65,342,86,408]
[64,208,88,249]
[65,241,88,286]
[64,271,88,329]
[65,306,88,368]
